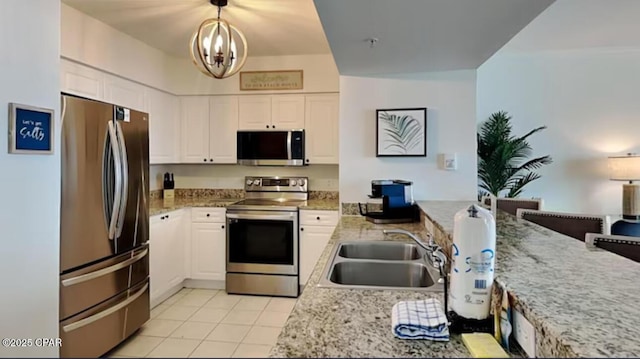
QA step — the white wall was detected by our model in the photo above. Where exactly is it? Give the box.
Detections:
[339,71,478,202]
[150,164,338,191]
[0,1,60,357]
[477,48,640,214]
[61,3,176,92]
[169,54,339,95]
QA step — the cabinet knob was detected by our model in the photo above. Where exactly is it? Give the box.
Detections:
[305,159,309,163]
[265,125,269,129]
[203,158,207,162]
[271,125,275,128]
[166,214,170,218]
[160,216,165,220]
[221,225,225,229]
[209,159,213,162]
[206,213,210,217]
[316,216,320,220]
[300,227,304,231]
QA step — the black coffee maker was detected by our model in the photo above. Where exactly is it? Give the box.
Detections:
[358,180,420,223]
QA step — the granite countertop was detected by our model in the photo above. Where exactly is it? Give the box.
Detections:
[271,216,473,358]
[416,201,640,358]
[299,199,340,211]
[150,198,339,216]
[149,198,241,216]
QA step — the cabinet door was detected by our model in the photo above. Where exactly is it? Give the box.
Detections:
[209,96,238,163]
[180,96,210,163]
[149,215,168,304]
[272,95,305,129]
[299,225,334,285]
[191,222,226,281]
[165,211,185,288]
[60,59,104,100]
[305,94,339,164]
[148,88,180,164]
[238,95,271,130]
[103,74,146,111]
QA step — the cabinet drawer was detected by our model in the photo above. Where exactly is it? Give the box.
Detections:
[300,210,339,226]
[191,208,226,223]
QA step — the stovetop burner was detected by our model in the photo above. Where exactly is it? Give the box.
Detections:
[227,176,309,212]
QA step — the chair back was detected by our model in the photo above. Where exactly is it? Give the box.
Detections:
[482,196,543,216]
[516,209,610,241]
[585,233,640,262]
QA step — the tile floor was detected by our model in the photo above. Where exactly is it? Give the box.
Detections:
[105,288,297,358]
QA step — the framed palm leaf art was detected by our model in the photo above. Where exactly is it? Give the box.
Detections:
[376,108,427,157]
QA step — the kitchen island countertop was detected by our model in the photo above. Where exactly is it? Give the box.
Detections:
[270,216,472,358]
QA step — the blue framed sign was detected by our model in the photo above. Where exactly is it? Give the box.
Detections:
[8,103,54,154]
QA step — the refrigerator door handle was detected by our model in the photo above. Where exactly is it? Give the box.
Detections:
[61,282,148,333]
[115,121,129,238]
[106,120,122,240]
[61,247,148,287]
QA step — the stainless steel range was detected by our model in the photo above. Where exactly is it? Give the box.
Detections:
[225,176,308,297]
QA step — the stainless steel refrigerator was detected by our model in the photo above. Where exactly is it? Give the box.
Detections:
[59,95,150,358]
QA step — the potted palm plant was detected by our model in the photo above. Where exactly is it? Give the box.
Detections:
[477,111,552,198]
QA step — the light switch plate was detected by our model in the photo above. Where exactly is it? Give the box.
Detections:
[513,309,536,358]
[443,153,457,170]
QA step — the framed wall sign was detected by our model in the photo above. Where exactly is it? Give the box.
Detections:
[376,108,427,157]
[8,103,55,155]
[240,70,303,91]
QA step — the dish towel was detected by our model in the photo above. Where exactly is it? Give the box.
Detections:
[392,298,450,341]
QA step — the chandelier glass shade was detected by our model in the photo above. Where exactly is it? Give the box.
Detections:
[189,6,248,79]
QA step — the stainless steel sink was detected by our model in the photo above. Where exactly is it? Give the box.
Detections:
[329,261,434,287]
[338,242,421,260]
[317,240,443,291]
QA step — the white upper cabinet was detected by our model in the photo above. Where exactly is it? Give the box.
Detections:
[103,74,146,112]
[271,95,305,129]
[60,59,105,100]
[238,95,271,130]
[209,96,239,163]
[180,96,210,163]
[304,94,339,164]
[238,94,305,130]
[147,88,180,164]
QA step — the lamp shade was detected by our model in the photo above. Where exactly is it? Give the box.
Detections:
[608,155,640,181]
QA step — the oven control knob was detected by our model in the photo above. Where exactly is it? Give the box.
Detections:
[290,179,297,186]
[297,178,306,186]
[253,179,261,186]
[246,179,253,186]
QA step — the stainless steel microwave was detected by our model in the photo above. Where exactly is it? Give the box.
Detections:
[237,130,305,166]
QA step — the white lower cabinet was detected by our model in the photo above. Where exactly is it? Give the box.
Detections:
[299,210,339,285]
[190,208,226,281]
[150,209,186,305]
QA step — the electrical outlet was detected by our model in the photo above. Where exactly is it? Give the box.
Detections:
[513,310,536,358]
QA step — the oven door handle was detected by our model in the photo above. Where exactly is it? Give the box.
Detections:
[226,213,296,221]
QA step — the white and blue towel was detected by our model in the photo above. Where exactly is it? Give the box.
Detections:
[391,298,450,341]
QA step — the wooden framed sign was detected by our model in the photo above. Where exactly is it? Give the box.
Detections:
[8,102,55,154]
[240,70,303,91]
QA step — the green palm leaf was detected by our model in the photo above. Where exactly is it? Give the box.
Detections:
[380,112,423,154]
[477,111,553,198]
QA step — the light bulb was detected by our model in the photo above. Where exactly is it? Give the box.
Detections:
[215,34,223,53]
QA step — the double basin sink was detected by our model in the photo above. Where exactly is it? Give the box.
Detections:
[317,240,444,291]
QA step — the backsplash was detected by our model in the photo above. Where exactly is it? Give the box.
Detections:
[150,164,339,191]
[151,188,338,201]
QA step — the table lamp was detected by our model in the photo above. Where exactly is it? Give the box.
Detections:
[608,153,640,236]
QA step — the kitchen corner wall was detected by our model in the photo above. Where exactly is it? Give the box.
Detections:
[150,164,339,192]
[339,72,478,202]
[0,1,60,357]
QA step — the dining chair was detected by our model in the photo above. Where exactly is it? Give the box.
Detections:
[585,233,640,262]
[482,196,543,216]
[516,208,611,241]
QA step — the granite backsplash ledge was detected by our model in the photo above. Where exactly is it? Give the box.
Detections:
[151,189,337,200]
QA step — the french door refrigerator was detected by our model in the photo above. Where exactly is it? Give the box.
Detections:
[59,94,150,358]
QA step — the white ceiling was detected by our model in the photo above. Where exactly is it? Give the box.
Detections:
[313,0,555,76]
[500,0,640,53]
[61,0,332,58]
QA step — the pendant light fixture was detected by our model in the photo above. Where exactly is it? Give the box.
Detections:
[190,0,248,79]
